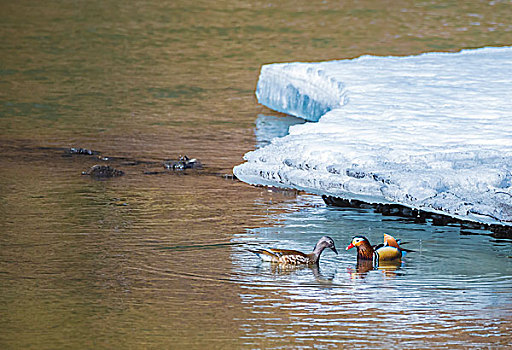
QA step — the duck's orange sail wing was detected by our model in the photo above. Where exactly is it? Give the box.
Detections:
[383,233,400,248]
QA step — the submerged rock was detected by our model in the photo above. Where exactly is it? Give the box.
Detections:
[82,165,124,178]
[163,155,202,170]
[323,195,512,238]
[67,147,100,155]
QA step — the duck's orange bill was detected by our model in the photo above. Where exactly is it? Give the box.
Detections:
[346,243,355,250]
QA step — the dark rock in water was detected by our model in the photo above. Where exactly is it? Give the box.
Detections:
[163,155,202,170]
[431,214,456,226]
[323,195,428,223]
[223,174,238,180]
[67,147,100,155]
[490,225,512,239]
[82,165,124,178]
[322,195,512,238]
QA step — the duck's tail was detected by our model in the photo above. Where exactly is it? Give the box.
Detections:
[399,247,415,253]
[248,249,277,262]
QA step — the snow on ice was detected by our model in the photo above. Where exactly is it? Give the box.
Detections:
[234,47,512,225]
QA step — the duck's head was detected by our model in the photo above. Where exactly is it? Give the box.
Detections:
[346,236,371,251]
[315,236,338,255]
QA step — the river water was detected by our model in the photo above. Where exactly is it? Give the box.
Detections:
[1,1,511,349]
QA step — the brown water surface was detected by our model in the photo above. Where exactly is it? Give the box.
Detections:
[1,1,512,349]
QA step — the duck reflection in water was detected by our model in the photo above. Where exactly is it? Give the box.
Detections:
[347,260,402,279]
[257,260,336,282]
[346,233,408,278]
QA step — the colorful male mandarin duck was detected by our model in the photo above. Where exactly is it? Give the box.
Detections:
[250,236,338,265]
[345,234,403,263]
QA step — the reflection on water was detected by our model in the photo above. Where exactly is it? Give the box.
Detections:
[233,195,512,348]
[2,0,512,348]
[2,150,510,349]
[255,114,306,148]
[352,258,403,275]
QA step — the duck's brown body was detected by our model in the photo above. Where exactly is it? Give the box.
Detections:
[346,234,403,263]
[250,236,338,265]
[252,249,317,265]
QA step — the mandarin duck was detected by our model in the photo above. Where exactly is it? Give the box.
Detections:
[249,236,338,265]
[345,234,404,263]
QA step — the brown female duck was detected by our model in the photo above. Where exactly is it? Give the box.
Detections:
[250,236,338,265]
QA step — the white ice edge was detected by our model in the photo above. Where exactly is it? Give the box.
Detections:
[235,47,512,226]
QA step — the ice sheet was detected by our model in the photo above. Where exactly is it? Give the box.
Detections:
[235,47,512,225]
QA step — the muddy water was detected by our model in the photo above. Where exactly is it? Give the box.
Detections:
[1,1,512,349]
